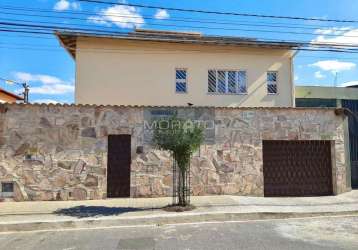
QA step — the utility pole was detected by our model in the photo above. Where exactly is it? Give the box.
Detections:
[0,77,30,103]
[334,72,338,87]
[22,82,30,103]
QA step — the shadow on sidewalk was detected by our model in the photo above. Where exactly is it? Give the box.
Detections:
[54,206,147,218]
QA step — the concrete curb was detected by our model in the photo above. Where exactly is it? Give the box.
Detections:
[0,210,357,233]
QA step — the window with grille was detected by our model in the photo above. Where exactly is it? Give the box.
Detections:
[267,71,278,94]
[208,70,247,94]
[175,69,187,93]
[1,182,14,198]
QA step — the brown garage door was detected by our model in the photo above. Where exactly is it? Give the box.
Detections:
[107,135,131,198]
[263,140,333,197]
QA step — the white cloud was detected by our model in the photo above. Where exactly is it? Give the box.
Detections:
[32,99,60,104]
[54,0,80,11]
[13,72,34,82]
[87,16,111,26]
[310,60,356,74]
[294,75,299,81]
[54,0,70,11]
[13,72,74,95]
[71,2,81,10]
[340,81,358,87]
[87,1,144,28]
[30,84,74,95]
[154,9,169,20]
[314,27,351,35]
[314,71,326,79]
[312,27,358,45]
[15,72,63,85]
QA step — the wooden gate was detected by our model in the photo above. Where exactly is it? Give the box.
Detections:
[107,135,131,198]
[263,140,333,197]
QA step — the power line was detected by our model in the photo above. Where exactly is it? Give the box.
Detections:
[0,23,346,46]
[0,77,29,103]
[1,33,356,59]
[0,5,352,31]
[79,0,358,24]
[3,24,358,53]
[0,33,57,39]
[4,32,358,60]
[3,30,358,55]
[0,5,357,46]
[3,19,358,53]
[0,21,129,35]
[2,16,358,40]
[0,28,53,35]
[1,3,358,45]
[0,77,24,84]
[3,43,358,55]
[3,19,358,46]
[0,10,337,33]
[0,46,63,52]
[1,5,358,42]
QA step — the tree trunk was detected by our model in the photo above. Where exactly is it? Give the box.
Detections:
[177,168,187,206]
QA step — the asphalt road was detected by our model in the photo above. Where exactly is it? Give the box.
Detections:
[0,215,357,250]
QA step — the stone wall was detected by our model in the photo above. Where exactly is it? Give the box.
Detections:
[0,104,348,201]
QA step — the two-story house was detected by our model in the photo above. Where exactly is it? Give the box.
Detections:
[56,29,300,107]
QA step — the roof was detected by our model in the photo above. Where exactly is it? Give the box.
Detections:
[340,82,358,88]
[0,102,341,111]
[0,102,349,117]
[0,88,24,101]
[55,29,302,59]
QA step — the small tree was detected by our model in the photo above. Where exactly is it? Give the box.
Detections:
[152,116,204,207]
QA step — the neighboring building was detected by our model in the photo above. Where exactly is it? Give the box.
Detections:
[296,85,358,189]
[0,88,23,103]
[296,85,358,108]
[56,29,300,107]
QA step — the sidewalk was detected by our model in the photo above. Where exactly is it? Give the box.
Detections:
[0,190,357,232]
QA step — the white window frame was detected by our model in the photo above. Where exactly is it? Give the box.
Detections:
[175,68,188,94]
[267,71,278,95]
[207,69,247,95]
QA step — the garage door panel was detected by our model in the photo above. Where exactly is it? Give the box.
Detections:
[263,140,333,197]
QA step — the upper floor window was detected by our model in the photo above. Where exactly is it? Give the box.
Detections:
[175,69,187,93]
[267,71,278,94]
[208,70,247,94]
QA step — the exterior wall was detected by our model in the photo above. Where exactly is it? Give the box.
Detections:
[0,93,18,103]
[0,104,348,201]
[75,38,294,107]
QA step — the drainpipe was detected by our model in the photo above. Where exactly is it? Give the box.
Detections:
[291,50,300,107]
[336,106,354,191]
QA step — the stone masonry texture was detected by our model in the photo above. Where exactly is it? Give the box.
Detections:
[0,103,349,201]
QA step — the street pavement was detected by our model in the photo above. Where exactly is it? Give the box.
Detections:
[0,215,357,250]
[1,191,358,233]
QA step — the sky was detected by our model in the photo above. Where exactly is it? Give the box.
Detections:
[1,0,358,104]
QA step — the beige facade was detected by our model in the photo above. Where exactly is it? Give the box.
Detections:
[67,34,296,107]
